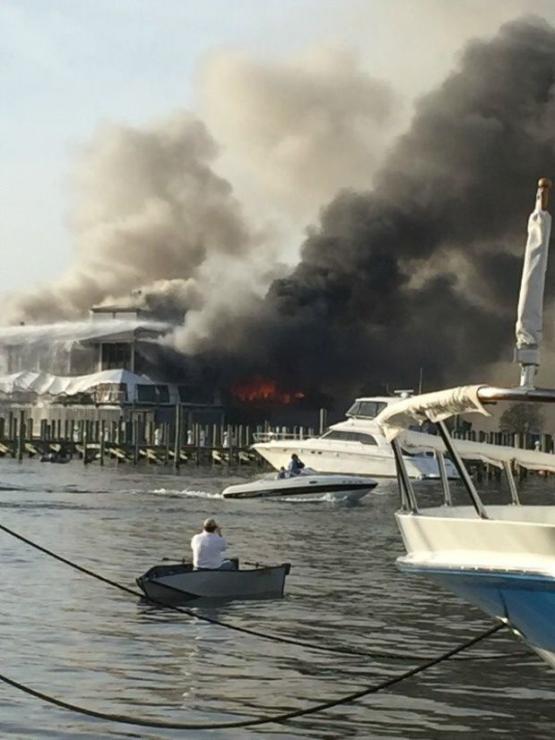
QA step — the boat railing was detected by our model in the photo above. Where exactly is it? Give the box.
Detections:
[392,401,553,518]
[392,423,500,519]
[253,430,314,443]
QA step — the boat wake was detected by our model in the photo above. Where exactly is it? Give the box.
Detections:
[278,493,367,506]
[149,488,223,499]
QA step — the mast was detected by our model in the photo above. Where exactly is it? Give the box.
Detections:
[515,177,552,388]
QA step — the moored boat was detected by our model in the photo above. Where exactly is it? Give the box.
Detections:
[136,561,291,603]
[252,397,458,480]
[377,178,555,668]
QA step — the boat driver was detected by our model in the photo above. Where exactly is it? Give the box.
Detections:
[191,518,237,570]
[288,453,305,476]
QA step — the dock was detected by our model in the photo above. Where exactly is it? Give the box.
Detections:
[0,407,317,470]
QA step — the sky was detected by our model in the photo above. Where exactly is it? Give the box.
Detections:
[2,0,555,296]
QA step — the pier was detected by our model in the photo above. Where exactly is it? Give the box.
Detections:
[0,402,551,477]
[0,405,319,469]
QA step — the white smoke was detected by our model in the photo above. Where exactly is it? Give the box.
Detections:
[199,46,399,240]
[3,46,399,351]
[4,112,259,327]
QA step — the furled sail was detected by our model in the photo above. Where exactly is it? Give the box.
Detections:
[515,178,552,383]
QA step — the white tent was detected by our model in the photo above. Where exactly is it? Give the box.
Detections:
[0,368,159,404]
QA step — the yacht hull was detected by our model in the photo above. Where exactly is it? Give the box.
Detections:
[398,563,555,666]
[253,443,449,479]
[396,506,555,666]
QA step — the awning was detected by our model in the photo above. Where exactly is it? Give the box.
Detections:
[0,368,155,398]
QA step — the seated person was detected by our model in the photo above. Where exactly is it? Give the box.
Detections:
[191,518,237,570]
[287,453,305,476]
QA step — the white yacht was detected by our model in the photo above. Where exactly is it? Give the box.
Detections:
[253,395,458,479]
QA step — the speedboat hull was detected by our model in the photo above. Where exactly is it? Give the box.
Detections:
[137,562,290,603]
[222,473,377,501]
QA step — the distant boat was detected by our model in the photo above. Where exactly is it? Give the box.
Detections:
[253,396,458,479]
[222,469,377,503]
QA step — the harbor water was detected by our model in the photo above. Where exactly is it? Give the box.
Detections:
[0,459,553,739]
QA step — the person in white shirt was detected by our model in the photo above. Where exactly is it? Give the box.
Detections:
[191,518,236,570]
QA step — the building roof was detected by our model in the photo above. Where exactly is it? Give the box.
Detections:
[0,319,171,346]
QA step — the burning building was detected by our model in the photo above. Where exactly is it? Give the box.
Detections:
[0,304,224,430]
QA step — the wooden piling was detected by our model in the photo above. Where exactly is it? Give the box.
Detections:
[17,410,25,461]
[133,417,140,465]
[173,404,182,473]
[99,420,106,466]
[83,422,88,465]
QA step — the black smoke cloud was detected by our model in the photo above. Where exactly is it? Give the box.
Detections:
[197,16,555,406]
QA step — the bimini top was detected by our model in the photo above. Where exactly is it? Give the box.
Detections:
[375,385,490,441]
[375,384,555,474]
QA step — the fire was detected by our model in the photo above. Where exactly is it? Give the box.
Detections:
[231,376,305,404]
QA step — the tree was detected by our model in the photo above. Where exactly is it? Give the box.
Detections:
[499,403,544,435]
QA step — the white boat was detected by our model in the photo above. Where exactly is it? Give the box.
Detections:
[253,396,458,479]
[222,469,377,502]
[137,561,290,603]
[376,178,555,668]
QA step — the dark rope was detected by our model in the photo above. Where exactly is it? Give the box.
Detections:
[0,522,519,662]
[0,623,504,730]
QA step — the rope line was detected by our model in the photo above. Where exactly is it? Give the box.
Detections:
[0,523,519,662]
[0,623,504,730]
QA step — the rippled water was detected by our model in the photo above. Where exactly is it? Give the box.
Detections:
[0,458,553,738]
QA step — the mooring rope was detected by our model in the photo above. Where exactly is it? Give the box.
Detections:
[0,622,504,730]
[1,522,523,665]
[0,522,521,663]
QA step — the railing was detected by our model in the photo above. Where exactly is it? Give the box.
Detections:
[253,429,315,443]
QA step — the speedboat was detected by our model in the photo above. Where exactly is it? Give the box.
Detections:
[137,561,290,603]
[221,469,377,503]
[252,397,458,480]
[376,178,555,668]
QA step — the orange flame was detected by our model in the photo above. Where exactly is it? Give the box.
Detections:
[231,376,305,404]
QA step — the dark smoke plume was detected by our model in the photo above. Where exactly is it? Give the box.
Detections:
[199,17,555,405]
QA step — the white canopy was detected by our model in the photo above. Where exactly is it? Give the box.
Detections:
[375,385,490,442]
[375,385,555,473]
[0,368,155,400]
[515,184,552,358]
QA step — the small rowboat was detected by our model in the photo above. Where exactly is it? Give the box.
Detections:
[222,470,377,502]
[136,561,291,604]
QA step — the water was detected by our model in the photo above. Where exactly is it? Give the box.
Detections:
[0,459,553,739]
